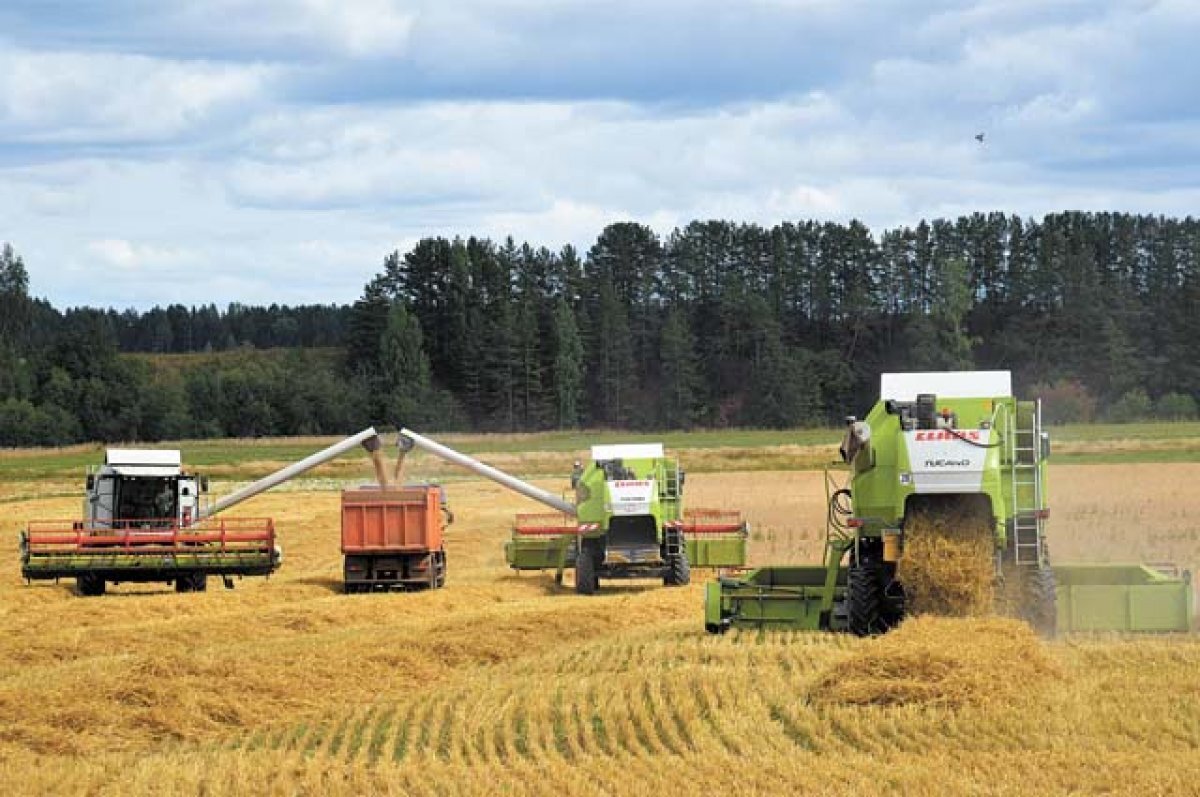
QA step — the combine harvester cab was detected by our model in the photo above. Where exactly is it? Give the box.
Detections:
[706,371,1194,636]
[20,428,388,596]
[397,430,747,593]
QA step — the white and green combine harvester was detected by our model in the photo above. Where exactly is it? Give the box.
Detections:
[706,371,1194,635]
[395,430,748,593]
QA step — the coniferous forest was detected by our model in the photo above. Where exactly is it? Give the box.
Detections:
[2,211,1199,445]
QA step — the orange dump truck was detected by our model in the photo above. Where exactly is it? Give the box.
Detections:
[340,485,449,593]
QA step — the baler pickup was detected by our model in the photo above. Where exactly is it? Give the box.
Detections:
[20,517,279,585]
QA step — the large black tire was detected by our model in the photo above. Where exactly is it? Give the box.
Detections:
[433,551,447,589]
[77,573,106,597]
[880,576,907,628]
[1023,566,1057,638]
[575,539,599,595]
[175,572,207,593]
[664,541,691,587]
[847,565,884,637]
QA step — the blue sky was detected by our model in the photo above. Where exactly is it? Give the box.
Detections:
[1,1,1198,308]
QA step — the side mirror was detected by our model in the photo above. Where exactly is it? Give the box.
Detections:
[85,474,95,491]
[1040,433,1051,461]
[200,476,210,492]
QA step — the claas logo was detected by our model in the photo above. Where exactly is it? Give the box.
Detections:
[913,430,981,441]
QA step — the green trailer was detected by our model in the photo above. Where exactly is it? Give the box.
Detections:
[1053,563,1194,632]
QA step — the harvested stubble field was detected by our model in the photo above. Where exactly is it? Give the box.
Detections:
[0,440,1198,795]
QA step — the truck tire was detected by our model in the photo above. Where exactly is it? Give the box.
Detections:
[664,544,690,586]
[77,573,106,597]
[575,539,599,595]
[1023,566,1057,638]
[848,565,884,637]
[434,551,447,589]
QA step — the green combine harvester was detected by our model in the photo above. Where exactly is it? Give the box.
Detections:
[705,371,1194,635]
[395,431,747,593]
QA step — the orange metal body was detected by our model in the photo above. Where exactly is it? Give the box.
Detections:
[340,487,443,554]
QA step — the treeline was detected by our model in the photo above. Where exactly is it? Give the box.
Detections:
[3,211,1199,446]
[0,244,368,445]
[78,303,348,353]
[348,213,1200,431]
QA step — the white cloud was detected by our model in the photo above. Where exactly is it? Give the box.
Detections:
[2,1,1199,309]
[0,47,275,142]
[87,239,198,272]
[168,0,416,58]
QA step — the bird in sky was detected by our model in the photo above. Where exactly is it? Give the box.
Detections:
[975,132,985,143]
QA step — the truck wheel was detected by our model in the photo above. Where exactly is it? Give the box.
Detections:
[1023,566,1057,638]
[77,573,106,597]
[848,565,884,637]
[664,545,691,586]
[575,539,599,595]
[434,551,447,589]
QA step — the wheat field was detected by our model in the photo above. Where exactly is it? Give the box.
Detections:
[0,460,1197,795]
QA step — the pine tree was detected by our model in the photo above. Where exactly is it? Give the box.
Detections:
[379,302,437,427]
[346,280,391,376]
[0,243,31,344]
[551,298,584,428]
[657,307,701,428]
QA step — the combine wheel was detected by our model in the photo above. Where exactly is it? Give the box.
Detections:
[575,539,599,595]
[847,565,885,637]
[77,573,106,597]
[881,578,907,627]
[175,572,208,593]
[664,541,691,587]
[1023,566,1057,637]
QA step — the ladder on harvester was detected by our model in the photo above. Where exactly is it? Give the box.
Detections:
[1008,399,1046,567]
[659,461,681,501]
